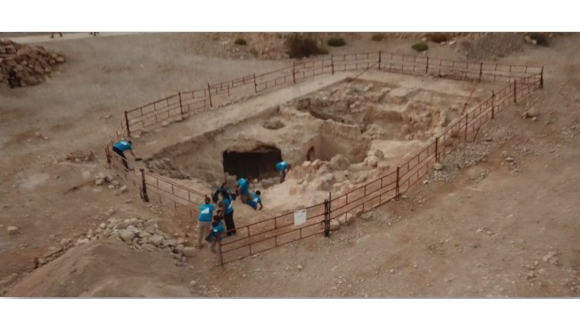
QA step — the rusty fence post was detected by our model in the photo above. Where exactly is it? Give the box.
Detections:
[479,62,483,82]
[491,91,495,119]
[378,51,382,71]
[140,169,149,202]
[513,80,517,104]
[105,147,111,169]
[331,55,335,75]
[207,83,213,108]
[324,198,330,237]
[426,56,429,74]
[218,235,223,267]
[178,92,184,118]
[292,62,296,84]
[435,137,439,163]
[465,113,469,141]
[395,166,400,201]
[124,111,131,138]
[253,73,257,93]
[540,66,544,89]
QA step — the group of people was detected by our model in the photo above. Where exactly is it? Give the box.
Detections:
[197,161,292,256]
[110,140,293,257]
[50,32,99,38]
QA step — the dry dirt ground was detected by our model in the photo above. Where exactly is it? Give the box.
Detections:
[1,32,579,297]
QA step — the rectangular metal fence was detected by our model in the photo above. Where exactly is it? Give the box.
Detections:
[104,50,544,266]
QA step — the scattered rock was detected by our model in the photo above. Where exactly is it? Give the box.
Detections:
[183,247,196,257]
[434,163,444,171]
[505,156,515,163]
[297,265,303,270]
[175,244,185,255]
[189,280,197,287]
[7,226,19,236]
[377,161,390,170]
[119,230,137,243]
[330,219,340,230]
[263,119,285,130]
[76,238,90,246]
[60,238,71,246]
[374,149,385,159]
[149,234,164,247]
[119,186,127,193]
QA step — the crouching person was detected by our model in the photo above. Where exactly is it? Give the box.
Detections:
[208,215,226,264]
[246,190,263,211]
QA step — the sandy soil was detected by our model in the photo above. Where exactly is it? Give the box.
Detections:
[1,32,579,297]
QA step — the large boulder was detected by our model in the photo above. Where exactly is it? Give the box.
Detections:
[328,154,350,171]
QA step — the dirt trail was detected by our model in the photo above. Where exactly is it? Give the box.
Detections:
[138,72,351,157]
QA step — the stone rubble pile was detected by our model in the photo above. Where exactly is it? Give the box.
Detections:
[0,39,65,87]
[73,217,191,265]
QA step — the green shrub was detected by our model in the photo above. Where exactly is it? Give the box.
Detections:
[327,36,346,47]
[234,37,247,46]
[412,41,429,52]
[425,32,450,43]
[528,32,549,46]
[371,33,385,41]
[284,33,326,58]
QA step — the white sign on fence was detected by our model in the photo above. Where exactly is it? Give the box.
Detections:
[294,209,307,226]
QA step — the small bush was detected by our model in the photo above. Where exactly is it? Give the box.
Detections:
[327,37,346,47]
[319,46,329,55]
[425,32,450,43]
[528,32,549,46]
[285,33,326,58]
[412,41,429,52]
[371,33,385,41]
[234,38,247,46]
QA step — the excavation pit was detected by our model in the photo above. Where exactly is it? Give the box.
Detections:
[140,74,495,222]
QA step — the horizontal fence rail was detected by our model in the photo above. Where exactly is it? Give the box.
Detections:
[104,50,544,266]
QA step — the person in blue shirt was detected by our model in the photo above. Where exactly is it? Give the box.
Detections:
[246,190,263,211]
[218,190,236,236]
[276,161,291,183]
[197,196,215,248]
[112,139,137,170]
[236,176,252,204]
[212,181,236,204]
[209,215,226,255]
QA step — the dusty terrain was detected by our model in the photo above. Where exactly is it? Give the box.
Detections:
[1,32,579,297]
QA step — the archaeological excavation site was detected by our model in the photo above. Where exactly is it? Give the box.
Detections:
[8,32,578,299]
[103,52,542,264]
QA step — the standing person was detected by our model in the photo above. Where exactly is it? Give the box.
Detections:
[219,190,236,236]
[111,140,137,170]
[197,196,215,249]
[246,190,263,211]
[236,177,251,204]
[8,69,20,89]
[90,32,100,36]
[276,161,291,183]
[208,215,226,259]
[50,32,63,38]
[212,181,236,204]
